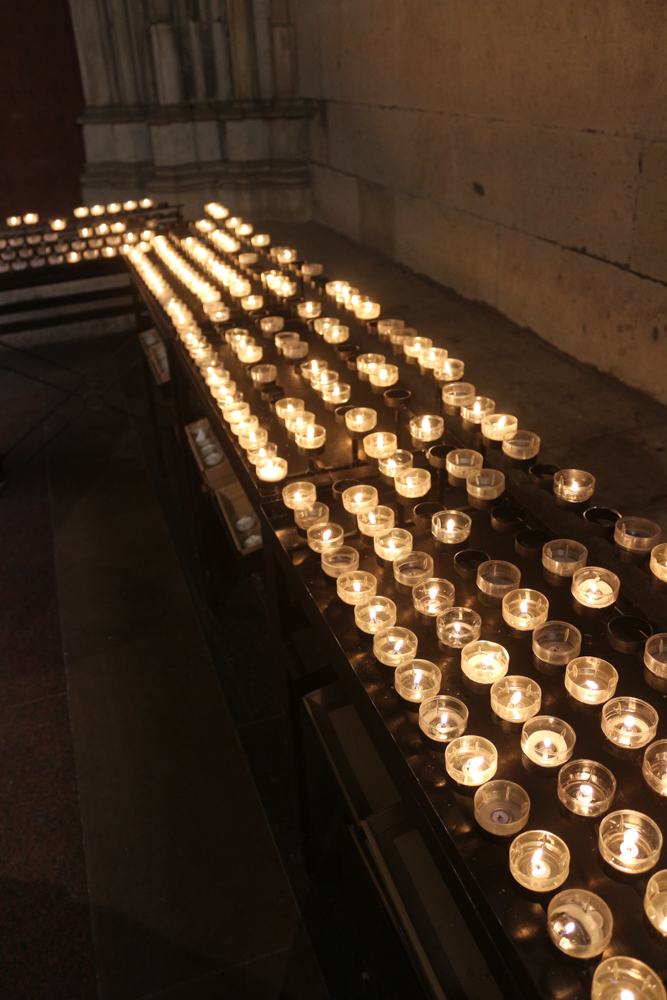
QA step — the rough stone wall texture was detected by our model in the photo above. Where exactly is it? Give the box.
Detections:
[291,0,667,404]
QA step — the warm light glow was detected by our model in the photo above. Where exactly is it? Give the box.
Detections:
[429,586,438,600]
[578,784,594,801]
[465,756,485,773]
[473,400,481,414]
[624,715,637,729]
[413,668,423,687]
[530,848,547,876]
[620,829,640,859]
[520,599,530,615]
[323,529,332,542]
[498,415,506,428]
[510,691,522,705]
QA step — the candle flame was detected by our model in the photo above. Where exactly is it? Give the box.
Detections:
[393,639,404,653]
[510,691,522,705]
[446,518,456,532]
[323,529,332,541]
[483,653,496,669]
[421,417,430,430]
[440,712,449,728]
[520,599,530,615]
[369,606,377,622]
[579,784,594,801]
[465,755,485,772]
[294,492,302,502]
[368,511,376,525]
[453,622,461,633]
[620,828,640,858]
[584,679,599,690]
[543,736,552,749]
[413,668,422,686]
[354,492,363,503]
[498,415,506,428]
[429,586,439,600]
[623,715,636,729]
[353,581,361,592]
[473,400,481,414]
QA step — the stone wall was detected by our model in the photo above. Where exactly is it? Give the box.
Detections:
[292,0,667,404]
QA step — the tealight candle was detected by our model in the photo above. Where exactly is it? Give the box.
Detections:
[337,570,377,606]
[311,368,339,393]
[502,431,541,461]
[357,506,394,537]
[238,252,258,266]
[445,449,484,483]
[250,363,276,386]
[321,545,360,578]
[418,347,448,372]
[393,550,434,587]
[412,578,455,616]
[431,510,472,545]
[282,481,317,510]
[247,442,277,466]
[557,759,616,817]
[461,396,494,424]
[601,697,658,748]
[301,261,322,277]
[297,300,322,319]
[285,410,314,434]
[368,363,399,388]
[355,596,397,633]
[445,736,497,786]
[532,621,582,665]
[521,716,576,767]
[502,589,549,631]
[342,484,379,515]
[565,657,618,704]
[356,352,385,376]
[260,316,284,334]
[461,640,510,683]
[419,696,468,741]
[251,233,271,247]
[442,382,476,409]
[378,450,413,478]
[394,468,431,498]
[237,344,263,364]
[571,567,620,608]
[645,634,667,679]
[490,676,542,722]
[296,424,327,450]
[294,501,329,531]
[300,359,328,381]
[650,543,667,582]
[466,469,505,503]
[307,522,345,553]
[377,318,404,340]
[362,432,398,461]
[222,401,250,424]
[509,830,570,891]
[283,340,310,361]
[374,527,413,562]
[322,382,352,405]
[599,809,662,873]
[354,299,380,321]
[394,660,441,703]
[434,358,465,383]
[409,414,444,443]
[474,780,530,836]
[239,427,268,450]
[345,407,377,434]
[241,294,264,312]
[323,324,350,345]
[547,889,613,959]
[373,626,418,667]
[403,335,432,359]
[436,608,482,648]
[256,456,288,482]
[644,870,667,934]
[592,957,666,1000]
[481,413,518,441]
[542,539,588,577]
[476,560,521,598]
[313,316,336,335]
[614,516,661,555]
[553,469,596,503]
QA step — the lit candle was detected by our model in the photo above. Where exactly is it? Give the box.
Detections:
[412,579,455,617]
[357,505,395,538]
[255,456,288,482]
[241,294,264,312]
[461,641,510,683]
[307,523,345,553]
[436,608,482,648]
[275,397,305,422]
[418,695,468,742]
[445,736,498,786]
[394,660,441,703]
[323,324,350,345]
[509,831,570,891]
[322,381,351,405]
[368,364,399,388]
[431,510,471,544]
[354,596,397,633]
[362,432,398,459]
[373,626,418,667]
[644,870,667,935]
[490,676,542,723]
[282,481,317,510]
[374,527,413,562]
[481,413,518,441]
[601,697,658,748]
[564,657,618,704]
[521,716,575,767]
[553,469,595,503]
[337,570,377,606]
[403,335,432,359]
[297,300,322,319]
[345,407,378,434]
[295,424,327,450]
[571,567,620,608]
[592,957,665,1000]
[409,414,444,444]
[461,396,494,424]
[418,346,448,371]
[394,468,431,498]
[501,589,549,631]
[342,484,378,515]
[434,358,465,383]
[557,760,617,817]
[599,810,663,874]
[378,450,413,479]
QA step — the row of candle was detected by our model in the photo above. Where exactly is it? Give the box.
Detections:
[4,197,155,232]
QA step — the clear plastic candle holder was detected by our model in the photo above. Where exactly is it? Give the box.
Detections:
[645,870,667,935]
[592,957,666,1000]
[337,570,377,606]
[434,358,465,383]
[442,382,476,409]
[313,316,335,335]
[355,596,397,634]
[509,830,570,892]
[323,324,350,346]
[445,448,484,482]
[294,500,329,531]
[461,396,494,424]
[481,413,518,441]
[223,401,251,424]
[345,407,377,434]
[477,560,521,598]
[241,294,264,312]
[614,516,661,555]
[362,431,398,459]
[502,430,541,461]
[409,415,444,443]
[474,780,530,836]
[436,608,482,648]
[378,450,413,479]
[256,456,288,483]
[599,809,663,873]
[342,484,379,515]
[490,676,542,723]
[285,411,315,435]
[321,545,360,579]
[395,660,441,703]
[300,359,328,382]
[571,567,620,609]
[356,352,385,376]
[284,340,310,361]
[307,522,345,554]
[533,621,582,665]
[418,346,448,372]
[395,468,431,499]
[275,397,304,422]
[565,657,618,704]
[461,640,510,684]
[542,539,588,577]
[431,510,472,545]
[650,542,667,583]
[502,589,549,632]
[521,716,576,767]
[377,318,404,339]
[311,368,340,394]
[369,363,399,388]
[547,889,613,958]
[601,697,658,749]
[322,382,351,405]
[403,335,432,359]
[297,300,322,320]
[645,634,667,678]
[419,696,468,742]
[412,579,455,617]
[558,759,616,817]
[373,626,418,667]
[247,442,277,466]
[467,469,505,502]
[274,333,300,355]
[445,736,498,786]
[283,481,317,510]
[358,506,394,537]
[239,427,268,451]
[295,424,327,450]
[354,300,380,321]
[553,469,596,503]
[233,415,259,438]
[374,527,413,562]
[393,550,434,587]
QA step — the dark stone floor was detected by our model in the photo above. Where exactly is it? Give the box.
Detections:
[0,220,665,1000]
